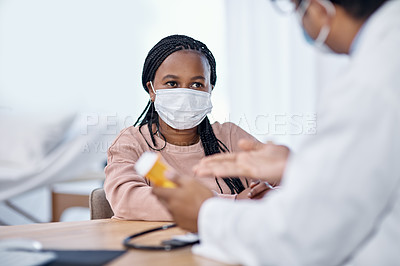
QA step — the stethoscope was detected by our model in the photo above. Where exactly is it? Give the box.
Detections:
[123,223,199,251]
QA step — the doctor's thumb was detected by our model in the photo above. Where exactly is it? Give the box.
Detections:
[238,139,264,151]
[165,169,182,185]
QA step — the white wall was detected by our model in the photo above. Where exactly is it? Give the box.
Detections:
[0,0,227,225]
[0,0,227,122]
[223,0,349,149]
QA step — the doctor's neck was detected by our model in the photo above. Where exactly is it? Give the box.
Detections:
[156,119,199,146]
[327,6,366,54]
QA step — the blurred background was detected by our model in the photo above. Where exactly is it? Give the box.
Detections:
[0,0,348,225]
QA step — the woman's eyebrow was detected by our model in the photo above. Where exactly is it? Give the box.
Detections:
[191,76,205,80]
[162,74,179,81]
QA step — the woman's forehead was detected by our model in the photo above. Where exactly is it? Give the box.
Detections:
[156,50,210,76]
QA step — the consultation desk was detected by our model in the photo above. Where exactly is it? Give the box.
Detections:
[0,219,229,265]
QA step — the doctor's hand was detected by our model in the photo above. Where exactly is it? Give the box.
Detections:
[193,139,290,185]
[152,171,214,233]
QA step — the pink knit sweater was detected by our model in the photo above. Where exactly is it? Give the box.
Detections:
[104,122,257,221]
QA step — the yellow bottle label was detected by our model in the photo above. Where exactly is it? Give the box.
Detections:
[147,159,176,188]
[135,151,176,188]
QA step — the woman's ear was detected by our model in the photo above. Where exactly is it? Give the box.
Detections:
[147,81,156,102]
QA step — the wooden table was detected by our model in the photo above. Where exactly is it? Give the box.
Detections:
[0,219,228,265]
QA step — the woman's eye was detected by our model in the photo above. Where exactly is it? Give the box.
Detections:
[166,81,177,87]
[191,82,203,88]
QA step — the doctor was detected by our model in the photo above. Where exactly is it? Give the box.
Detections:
[153,0,400,265]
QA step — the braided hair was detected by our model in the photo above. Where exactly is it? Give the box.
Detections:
[134,34,246,194]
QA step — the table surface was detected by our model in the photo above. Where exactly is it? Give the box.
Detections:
[0,219,229,266]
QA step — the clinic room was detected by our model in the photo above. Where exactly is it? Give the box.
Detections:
[1,0,398,265]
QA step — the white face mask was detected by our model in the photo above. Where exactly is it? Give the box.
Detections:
[150,81,213,130]
[297,0,336,53]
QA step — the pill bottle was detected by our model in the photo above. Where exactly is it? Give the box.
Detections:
[135,151,176,188]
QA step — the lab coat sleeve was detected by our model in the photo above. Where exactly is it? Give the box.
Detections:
[193,83,400,265]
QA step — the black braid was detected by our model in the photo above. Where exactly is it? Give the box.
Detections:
[135,34,246,194]
[198,117,246,194]
[134,100,167,151]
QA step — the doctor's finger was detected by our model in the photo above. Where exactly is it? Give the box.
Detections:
[198,152,238,164]
[193,153,238,172]
[198,161,250,178]
[164,169,185,186]
[238,139,265,152]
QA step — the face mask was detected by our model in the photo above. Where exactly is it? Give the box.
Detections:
[297,0,336,53]
[150,81,213,130]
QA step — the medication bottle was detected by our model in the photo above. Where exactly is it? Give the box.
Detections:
[135,151,176,188]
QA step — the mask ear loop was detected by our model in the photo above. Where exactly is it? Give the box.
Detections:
[149,81,156,131]
[149,81,157,101]
[315,0,336,45]
[296,0,335,46]
[296,0,310,22]
[149,81,157,132]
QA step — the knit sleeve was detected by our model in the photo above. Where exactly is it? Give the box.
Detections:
[104,127,172,221]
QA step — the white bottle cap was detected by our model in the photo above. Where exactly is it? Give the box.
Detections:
[135,151,158,177]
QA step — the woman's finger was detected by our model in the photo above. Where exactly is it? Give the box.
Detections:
[248,182,270,198]
[249,180,261,189]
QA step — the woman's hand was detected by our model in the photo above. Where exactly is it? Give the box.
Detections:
[248,180,274,199]
[235,187,252,200]
[193,139,290,185]
[235,180,273,200]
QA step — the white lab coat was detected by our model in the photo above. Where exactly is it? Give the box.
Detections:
[193,1,400,265]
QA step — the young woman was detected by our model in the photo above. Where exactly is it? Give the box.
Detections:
[104,35,266,221]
